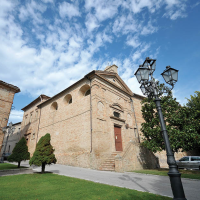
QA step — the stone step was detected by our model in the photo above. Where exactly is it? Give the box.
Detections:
[103,160,115,163]
[99,152,122,171]
[102,168,115,171]
[102,164,114,166]
[101,166,115,169]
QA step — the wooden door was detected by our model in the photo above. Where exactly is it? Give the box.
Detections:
[114,126,122,151]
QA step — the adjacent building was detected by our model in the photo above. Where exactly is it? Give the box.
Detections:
[0,122,22,158]
[0,80,20,153]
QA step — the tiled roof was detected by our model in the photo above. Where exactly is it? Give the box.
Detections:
[0,80,20,93]
[21,94,50,111]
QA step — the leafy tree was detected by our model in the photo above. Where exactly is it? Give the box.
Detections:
[8,137,30,168]
[141,84,200,153]
[186,91,200,123]
[29,133,56,173]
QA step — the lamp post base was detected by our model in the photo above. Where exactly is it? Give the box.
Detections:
[168,172,187,200]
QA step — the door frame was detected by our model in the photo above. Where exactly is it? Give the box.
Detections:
[114,125,123,151]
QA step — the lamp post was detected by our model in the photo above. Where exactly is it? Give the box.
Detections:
[135,57,186,200]
[0,122,16,163]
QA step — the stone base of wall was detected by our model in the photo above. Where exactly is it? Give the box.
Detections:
[54,145,200,172]
[56,151,91,168]
[115,140,159,172]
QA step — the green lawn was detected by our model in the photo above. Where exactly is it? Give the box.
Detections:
[132,168,200,180]
[0,173,172,200]
[0,163,27,170]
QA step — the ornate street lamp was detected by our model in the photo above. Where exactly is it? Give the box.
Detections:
[135,57,186,200]
[0,122,16,163]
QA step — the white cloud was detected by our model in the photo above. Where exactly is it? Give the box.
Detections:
[85,0,121,22]
[85,13,100,32]
[0,0,17,18]
[126,35,141,48]
[112,14,138,35]
[125,76,143,96]
[18,0,47,24]
[191,2,200,9]
[141,20,158,35]
[9,110,24,124]
[132,43,151,62]
[42,0,54,3]
[163,0,187,20]
[0,0,190,103]
[59,2,80,19]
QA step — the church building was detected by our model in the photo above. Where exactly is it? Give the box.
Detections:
[20,65,186,171]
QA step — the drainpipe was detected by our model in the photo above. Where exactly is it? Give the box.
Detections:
[89,79,93,153]
[130,97,140,143]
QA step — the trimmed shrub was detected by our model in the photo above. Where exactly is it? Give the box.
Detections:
[8,137,30,168]
[29,133,56,173]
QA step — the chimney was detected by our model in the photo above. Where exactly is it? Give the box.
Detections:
[104,64,118,74]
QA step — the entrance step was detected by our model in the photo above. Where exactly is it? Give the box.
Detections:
[99,152,121,171]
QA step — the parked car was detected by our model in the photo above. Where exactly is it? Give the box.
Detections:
[3,153,11,161]
[176,156,200,170]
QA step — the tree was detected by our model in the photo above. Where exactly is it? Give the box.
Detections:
[7,137,30,168]
[29,133,57,173]
[186,91,200,122]
[141,84,200,153]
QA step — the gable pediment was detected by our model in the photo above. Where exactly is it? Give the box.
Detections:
[95,72,133,96]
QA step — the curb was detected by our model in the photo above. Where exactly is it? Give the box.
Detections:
[127,172,200,181]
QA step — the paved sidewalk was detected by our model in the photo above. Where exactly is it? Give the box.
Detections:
[10,161,200,200]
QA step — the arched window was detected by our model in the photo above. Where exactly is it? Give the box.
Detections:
[85,89,90,96]
[69,98,72,104]
[51,102,58,110]
[113,111,120,118]
[64,94,72,105]
[79,84,90,97]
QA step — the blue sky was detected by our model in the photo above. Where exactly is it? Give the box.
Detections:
[1,0,200,124]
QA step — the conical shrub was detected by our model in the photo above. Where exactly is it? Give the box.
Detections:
[29,133,56,173]
[8,137,30,168]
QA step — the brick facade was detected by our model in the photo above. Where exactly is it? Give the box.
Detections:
[21,66,189,171]
[0,81,20,154]
[0,122,22,156]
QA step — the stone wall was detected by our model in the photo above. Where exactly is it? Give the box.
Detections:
[37,79,91,168]
[0,84,18,153]
[21,98,46,156]
[0,123,22,155]
[115,140,158,172]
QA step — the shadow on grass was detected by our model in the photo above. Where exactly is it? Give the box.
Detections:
[33,171,54,174]
[33,170,60,174]
[118,192,171,200]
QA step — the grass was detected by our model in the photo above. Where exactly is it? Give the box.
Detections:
[132,168,200,180]
[0,173,172,200]
[0,163,27,170]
